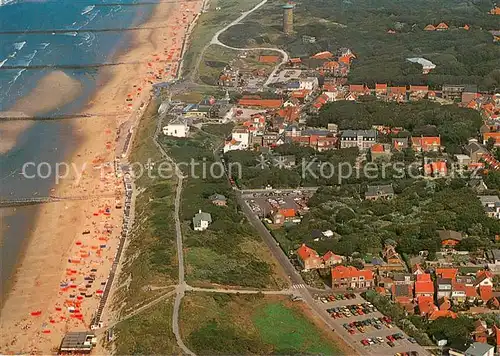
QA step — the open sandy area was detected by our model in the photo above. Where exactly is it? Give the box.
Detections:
[0,0,203,353]
[0,71,84,154]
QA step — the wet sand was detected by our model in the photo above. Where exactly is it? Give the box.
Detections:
[0,0,203,353]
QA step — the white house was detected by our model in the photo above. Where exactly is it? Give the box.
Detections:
[299,77,319,91]
[223,127,250,153]
[163,118,189,138]
[192,210,212,231]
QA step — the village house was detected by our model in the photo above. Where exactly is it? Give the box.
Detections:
[465,139,488,163]
[424,161,448,177]
[271,207,297,225]
[409,85,429,101]
[391,284,414,312]
[483,132,500,146]
[478,195,500,219]
[192,210,212,231]
[392,137,409,151]
[370,143,392,161]
[473,320,489,343]
[462,342,494,356]
[348,84,371,97]
[475,270,493,288]
[340,129,377,150]
[393,273,414,285]
[163,117,190,138]
[375,83,388,99]
[417,296,438,317]
[387,86,407,102]
[296,244,344,271]
[436,22,449,31]
[411,136,441,152]
[452,282,467,303]
[288,128,337,152]
[437,278,453,299]
[436,267,458,280]
[486,249,500,265]
[224,127,251,153]
[331,266,374,289]
[209,194,227,207]
[439,230,464,248]
[365,184,395,201]
[415,273,434,299]
[382,244,404,265]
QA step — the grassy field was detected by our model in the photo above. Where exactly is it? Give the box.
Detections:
[113,297,179,355]
[159,126,287,289]
[112,99,178,315]
[180,292,345,355]
[182,0,263,79]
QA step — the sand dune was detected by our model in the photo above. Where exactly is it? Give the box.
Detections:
[0,70,83,154]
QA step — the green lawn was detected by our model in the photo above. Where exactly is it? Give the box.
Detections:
[159,129,286,289]
[254,302,343,355]
[113,297,179,355]
[181,293,344,355]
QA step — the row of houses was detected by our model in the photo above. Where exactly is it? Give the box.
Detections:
[385,266,497,319]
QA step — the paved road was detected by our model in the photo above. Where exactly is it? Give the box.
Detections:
[236,195,430,356]
[153,102,195,355]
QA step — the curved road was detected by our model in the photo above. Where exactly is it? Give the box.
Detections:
[203,0,288,87]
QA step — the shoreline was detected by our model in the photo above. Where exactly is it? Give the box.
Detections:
[0,0,203,353]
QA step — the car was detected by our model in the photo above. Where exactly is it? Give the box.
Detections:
[361,339,369,346]
[374,323,382,329]
[376,337,384,343]
[387,335,395,342]
[394,333,404,340]
[387,341,395,347]
[348,329,356,335]
[408,337,416,343]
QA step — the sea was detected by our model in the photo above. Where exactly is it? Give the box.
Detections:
[0,0,156,300]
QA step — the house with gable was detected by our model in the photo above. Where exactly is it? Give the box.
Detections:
[411,136,441,152]
[296,244,344,271]
[331,265,374,289]
[415,273,434,299]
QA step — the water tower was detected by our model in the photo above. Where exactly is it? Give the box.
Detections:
[282,3,294,35]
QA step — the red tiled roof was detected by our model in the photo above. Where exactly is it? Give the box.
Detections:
[371,144,385,153]
[436,268,458,279]
[476,270,493,284]
[412,136,441,147]
[480,285,493,302]
[311,51,333,59]
[388,86,407,94]
[278,208,296,218]
[349,84,366,93]
[436,22,449,30]
[259,55,279,63]
[410,85,429,92]
[331,266,373,280]
[424,24,436,31]
[296,244,319,261]
[323,61,339,69]
[375,83,387,90]
[416,273,431,282]
[290,58,302,63]
[418,296,437,315]
[238,99,283,108]
[429,310,457,321]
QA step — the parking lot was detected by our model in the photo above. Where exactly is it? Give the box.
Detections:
[316,293,426,355]
[244,191,311,218]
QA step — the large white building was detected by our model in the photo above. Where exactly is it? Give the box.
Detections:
[163,118,189,138]
[223,127,250,153]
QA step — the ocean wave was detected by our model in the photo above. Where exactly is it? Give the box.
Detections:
[9,68,26,85]
[62,31,78,36]
[81,4,95,15]
[0,0,16,7]
[13,41,26,51]
[36,42,50,50]
[77,9,100,30]
[0,58,8,68]
[80,32,96,47]
[16,50,37,67]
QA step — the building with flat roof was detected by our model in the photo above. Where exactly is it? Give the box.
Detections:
[59,331,96,354]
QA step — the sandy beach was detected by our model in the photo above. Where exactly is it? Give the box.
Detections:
[0,0,203,353]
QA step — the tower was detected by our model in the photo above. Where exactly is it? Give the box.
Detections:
[282,3,294,35]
